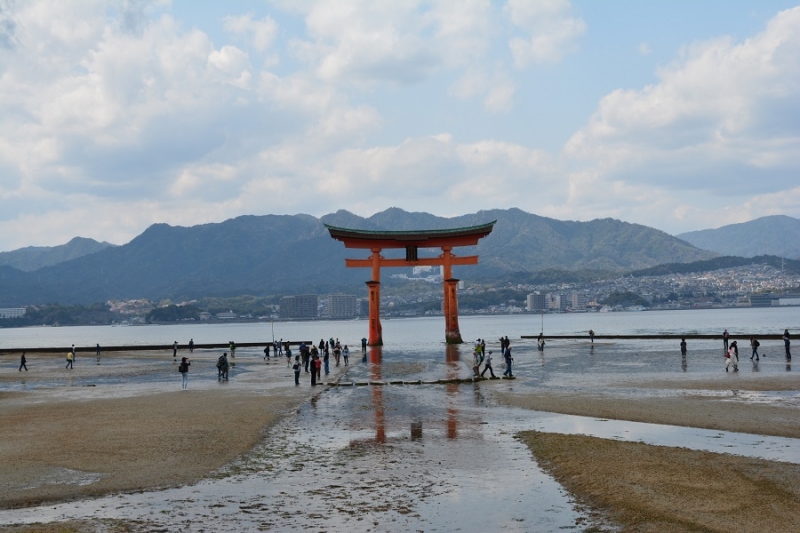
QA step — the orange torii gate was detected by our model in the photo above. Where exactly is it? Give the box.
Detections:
[326,221,496,345]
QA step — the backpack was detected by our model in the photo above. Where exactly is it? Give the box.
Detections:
[216,357,223,368]
[178,362,187,373]
[754,340,760,347]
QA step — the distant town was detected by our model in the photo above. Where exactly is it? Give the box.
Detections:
[1,263,798,327]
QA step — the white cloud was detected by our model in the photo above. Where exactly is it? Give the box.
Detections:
[565,6,800,199]
[450,65,517,113]
[287,0,499,86]
[223,14,278,53]
[0,1,798,253]
[506,0,586,67]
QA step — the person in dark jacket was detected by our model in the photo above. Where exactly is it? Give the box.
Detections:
[179,357,191,390]
[19,352,27,371]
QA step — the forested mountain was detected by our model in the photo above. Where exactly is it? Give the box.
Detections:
[0,237,114,271]
[0,208,717,306]
[677,215,800,259]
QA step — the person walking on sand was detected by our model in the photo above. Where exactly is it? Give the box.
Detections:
[71,344,76,366]
[315,354,322,381]
[220,353,230,381]
[179,357,190,390]
[173,341,178,359]
[19,352,27,371]
[471,349,482,378]
[229,341,236,358]
[343,345,350,366]
[322,345,330,375]
[503,345,513,377]
[680,338,687,356]
[333,343,342,366]
[480,350,497,378]
[784,329,791,360]
[189,338,194,353]
[537,333,545,352]
[292,355,301,385]
[723,329,729,352]
[750,337,760,361]
[216,354,225,380]
[725,341,738,372]
[300,342,310,373]
[264,343,271,361]
[66,350,74,369]
[589,329,595,343]
[310,355,317,386]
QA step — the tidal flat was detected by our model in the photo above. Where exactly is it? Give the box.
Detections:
[1,336,798,532]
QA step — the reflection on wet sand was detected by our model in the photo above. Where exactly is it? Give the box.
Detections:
[356,345,465,445]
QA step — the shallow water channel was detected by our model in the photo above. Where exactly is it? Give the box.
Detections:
[2,341,798,531]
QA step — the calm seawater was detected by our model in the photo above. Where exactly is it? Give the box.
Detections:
[1,307,796,349]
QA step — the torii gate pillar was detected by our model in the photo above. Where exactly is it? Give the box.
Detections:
[444,278,462,344]
[366,280,383,346]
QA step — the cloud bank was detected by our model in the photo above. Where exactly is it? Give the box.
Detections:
[0,1,797,250]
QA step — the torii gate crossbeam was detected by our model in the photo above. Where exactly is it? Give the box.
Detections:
[326,221,496,346]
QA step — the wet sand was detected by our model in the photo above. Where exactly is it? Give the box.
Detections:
[494,375,800,439]
[0,350,330,511]
[1,345,798,532]
[521,431,800,533]
[498,373,800,532]
[0,389,304,509]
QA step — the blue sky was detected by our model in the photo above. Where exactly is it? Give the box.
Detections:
[0,0,798,251]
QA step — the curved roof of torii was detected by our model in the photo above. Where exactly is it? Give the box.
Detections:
[325,221,496,249]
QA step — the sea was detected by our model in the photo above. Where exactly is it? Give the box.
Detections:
[1,306,796,350]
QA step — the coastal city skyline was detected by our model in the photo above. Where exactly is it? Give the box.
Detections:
[1,1,799,252]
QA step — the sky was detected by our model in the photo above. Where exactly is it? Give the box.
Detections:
[0,0,798,252]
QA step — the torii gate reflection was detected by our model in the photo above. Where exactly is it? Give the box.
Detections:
[350,346,465,446]
[326,222,495,345]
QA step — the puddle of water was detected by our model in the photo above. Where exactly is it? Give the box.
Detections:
[504,409,800,465]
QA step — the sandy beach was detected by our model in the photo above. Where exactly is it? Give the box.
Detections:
[1,346,798,532]
[521,431,800,533]
[0,350,332,512]
[494,376,800,439]
[494,372,800,532]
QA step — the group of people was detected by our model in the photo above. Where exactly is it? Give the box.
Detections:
[290,338,350,386]
[499,336,514,377]
[720,328,792,372]
[262,339,296,365]
[470,338,507,379]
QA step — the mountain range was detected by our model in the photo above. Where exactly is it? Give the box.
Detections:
[8,209,797,307]
[0,237,115,272]
[677,215,800,259]
[0,208,723,307]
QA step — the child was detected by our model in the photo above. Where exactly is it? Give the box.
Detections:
[292,356,301,385]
